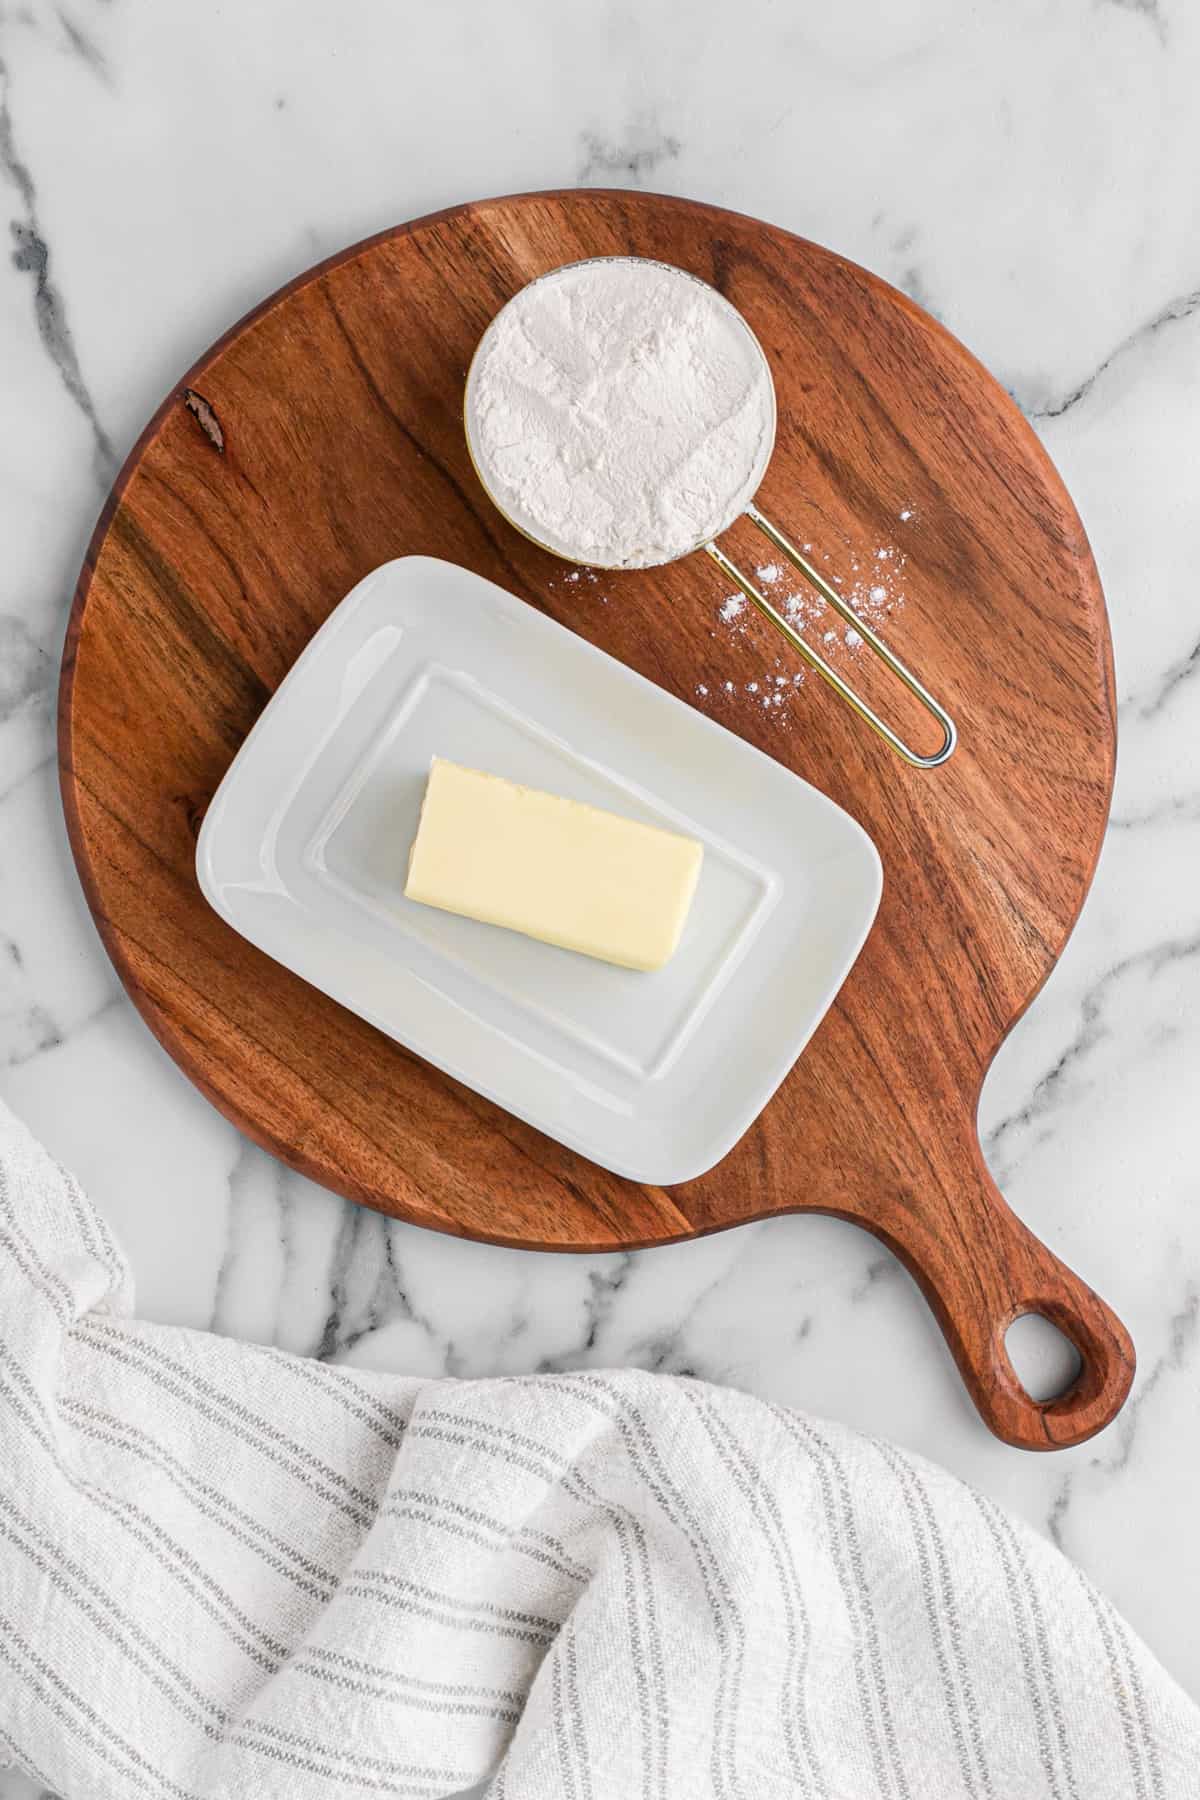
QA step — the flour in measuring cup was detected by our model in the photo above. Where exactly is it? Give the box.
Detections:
[466,259,775,569]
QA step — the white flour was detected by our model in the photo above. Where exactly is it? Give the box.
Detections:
[466,258,775,569]
[699,519,914,727]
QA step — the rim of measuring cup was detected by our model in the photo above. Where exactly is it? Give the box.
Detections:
[462,255,779,571]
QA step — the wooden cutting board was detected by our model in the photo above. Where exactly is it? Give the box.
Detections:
[60,190,1133,1450]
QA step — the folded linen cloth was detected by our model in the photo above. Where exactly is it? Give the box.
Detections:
[0,1099,1195,1800]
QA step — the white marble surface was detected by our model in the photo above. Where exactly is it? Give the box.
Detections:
[2,0,1199,1783]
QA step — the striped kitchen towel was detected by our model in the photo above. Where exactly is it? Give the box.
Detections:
[0,1097,1196,1799]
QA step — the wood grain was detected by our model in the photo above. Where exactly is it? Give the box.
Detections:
[59,190,1133,1448]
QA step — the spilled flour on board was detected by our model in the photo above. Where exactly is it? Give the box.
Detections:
[695,512,916,726]
[543,507,918,729]
[547,568,610,604]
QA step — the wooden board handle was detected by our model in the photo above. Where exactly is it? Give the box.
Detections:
[868,1163,1135,1450]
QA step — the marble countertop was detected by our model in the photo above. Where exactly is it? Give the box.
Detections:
[2,1,1198,1776]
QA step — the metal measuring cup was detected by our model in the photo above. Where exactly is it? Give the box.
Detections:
[464,257,956,770]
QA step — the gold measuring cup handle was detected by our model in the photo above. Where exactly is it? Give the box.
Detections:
[705,504,957,769]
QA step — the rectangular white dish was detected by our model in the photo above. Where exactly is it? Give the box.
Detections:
[196,557,882,1184]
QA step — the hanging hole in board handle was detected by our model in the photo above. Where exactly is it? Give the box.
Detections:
[705,504,958,769]
[938,1180,1136,1449]
[877,1161,1135,1449]
[982,1292,1135,1450]
[1004,1312,1083,1402]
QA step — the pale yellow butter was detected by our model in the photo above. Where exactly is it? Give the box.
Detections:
[404,759,703,971]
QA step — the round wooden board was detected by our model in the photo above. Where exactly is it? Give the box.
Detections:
[60,190,1133,1448]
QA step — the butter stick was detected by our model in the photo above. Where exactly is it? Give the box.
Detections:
[404,759,703,971]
